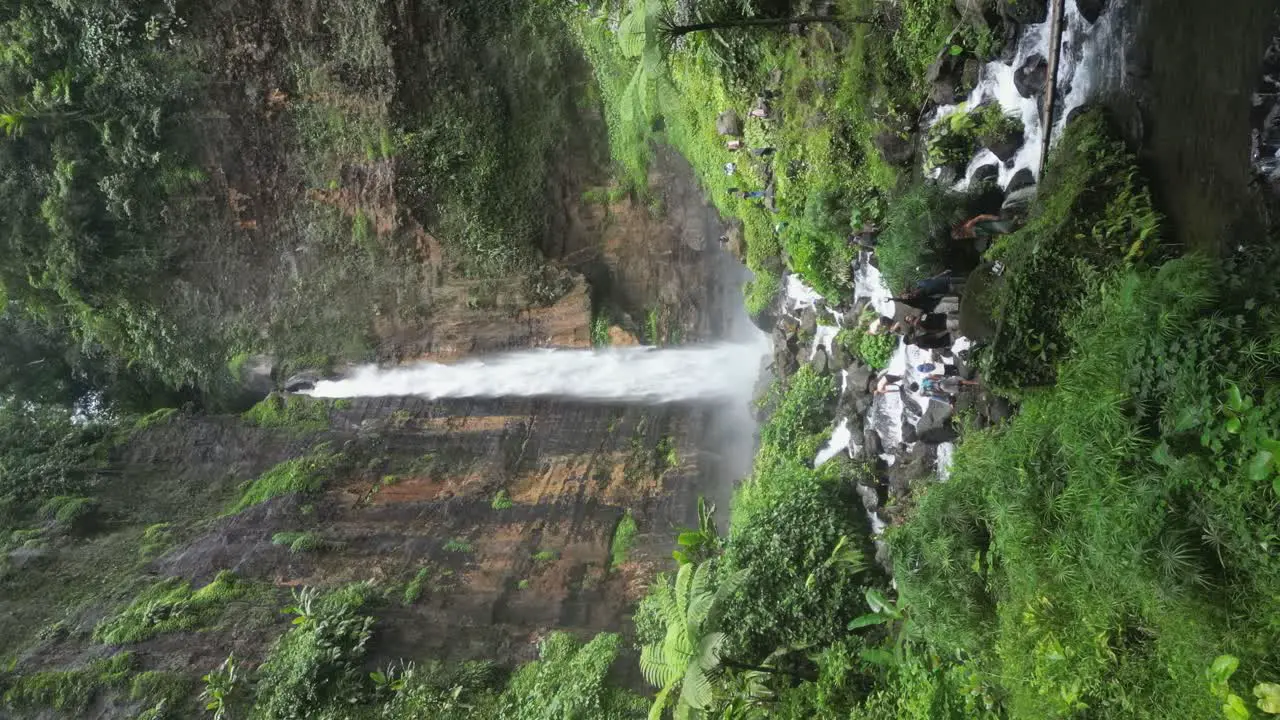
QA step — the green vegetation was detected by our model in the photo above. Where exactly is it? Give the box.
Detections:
[491,489,514,510]
[241,394,331,432]
[610,512,639,568]
[134,407,178,431]
[873,179,980,292]
[532,549,560,565]
[3,652,135,714]
[139,522,173,559]
[443,538,474,554]
[591,314,612,347]
[402,566,453,606]
[94,572,248,644]
[37,494,98,532]
[925,103,1021,171]
[229,445,342,514]
[271,531,327,554]
[977,111,1162,390]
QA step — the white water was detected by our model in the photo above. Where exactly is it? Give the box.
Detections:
[305,342,770,403]
[936,0,1132,190]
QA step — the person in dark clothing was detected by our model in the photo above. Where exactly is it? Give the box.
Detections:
[889,290,941,313]
[904,312,958,334]
[915,271,964,297]
[900,325,951,350]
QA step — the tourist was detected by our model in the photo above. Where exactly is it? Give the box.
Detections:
[889,289,942,313]
[915,270,964,297]
[953,213,1015,240]
[909,374,980,400]
[873,373,904,395]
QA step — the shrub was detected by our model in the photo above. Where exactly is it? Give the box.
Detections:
[94,572,247,645]
[491,489,514,510]
[858,332,898,370]
[978,109,1162,390]
[758,367,839,466]
[271,531,326,553]
[496,631,644,719]
[37,495,98,531]
[722,459,874,659]
[252,586,375,720]
[610,512,638,568]
[242,394,331,432]
[229,445,341,514]
[134,407,178,431]
[874,180,978,293]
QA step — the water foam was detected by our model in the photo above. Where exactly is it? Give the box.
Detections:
[304,342,770,403]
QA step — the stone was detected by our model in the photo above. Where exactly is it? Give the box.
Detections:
[863,428,883,457]
[902,422,918,444]
[772,345,799,376]
[845,363,873,395]
[916,398,959,444]
[810,347,830,375]
[799,307,818,335]
[982,120,1025,163]
[829,342,850,372]
[961,58,983,93]
[608,325,640,346]
[1005,167,1036,195]
[851,392,873,416]
[997,0,1047,24]
[1002,185,1038,214]
[1013,54,1048,99]
[716,110,743,136]
[972,163,999,185]
[926,54,964,105]
[1077,0,1107,24]
[872,130,915,167]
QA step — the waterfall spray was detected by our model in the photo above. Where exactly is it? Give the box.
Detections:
[303,342,770,403]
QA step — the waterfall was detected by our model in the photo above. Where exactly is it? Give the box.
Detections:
[302,342,770,403]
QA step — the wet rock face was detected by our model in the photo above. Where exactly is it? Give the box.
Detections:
[810,347,831,375]
[873,130,915,167]
[1006,167,1036,195]
[1253,30,1280,180]
[1077,0,1108,24]
[1014,54,1048,98]
[973,163,1000,185]
[982,121,1025,163]
[998,0,1047,24]
[927,54,968,105]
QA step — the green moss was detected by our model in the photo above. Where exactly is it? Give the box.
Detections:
[443,538,473,553]
[532,549,559,564]
[228,445,341,514]
[93,572,248,645]
[241,394,331,432]
[134,407,178,431]
[130,670,194,710]
[271,531,326,553]
[37,495,97,530]
[139,522,173,559]
[226,352,251,381]
[609,512,638,568]
[3,651,134,713]
[490,489,513,510]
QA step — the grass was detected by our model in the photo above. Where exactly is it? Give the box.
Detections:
[591,314,612,347]
[228,445,342,514]
[609,512,638,568]
[402,565,453,606]
[241,394,331,432]
[978,110,1163,391]
[138,522,173,559]
[3,651,135,714]
[532,549,560,564]
[93,571,249,645]
[891,253,1280,716]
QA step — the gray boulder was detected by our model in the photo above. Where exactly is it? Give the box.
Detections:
[972,163,999,185]
[998,0,1047,23]
[1014,54,1048,99]
[799,307,818,335]
[873,130,915,167]
[829,342,850,372]
[810,347,831,375]
[1006,167,1036,195]
[716,110,743,136]
[1077,0,1107,23]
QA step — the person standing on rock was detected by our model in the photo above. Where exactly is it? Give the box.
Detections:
[915,270,965,297]
[953,213,1016,240]
[873,373,905,395]
[910,375,979,402]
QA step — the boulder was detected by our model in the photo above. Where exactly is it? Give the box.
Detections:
[873,130,915,167]
[1077,0,1107,24]
[851,392,873,416]
[715,110,742,136]
[772,345,799,376]
[982,120,1025,163]
[961,57,983,92]
[926,54,965,105]
[810,347,831,375]
[799,307,818,335]
[972,163,1000,185]
[1005,167,1036,195]
[1013,54,1048,99]
[829,342,850,372]
[845,363,874,395]
[998,0,1047,24]
[1002,185,1038,214]
[916,399,959,444]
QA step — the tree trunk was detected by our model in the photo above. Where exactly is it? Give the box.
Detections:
[720,657,817,682]
[665,14,879,38]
